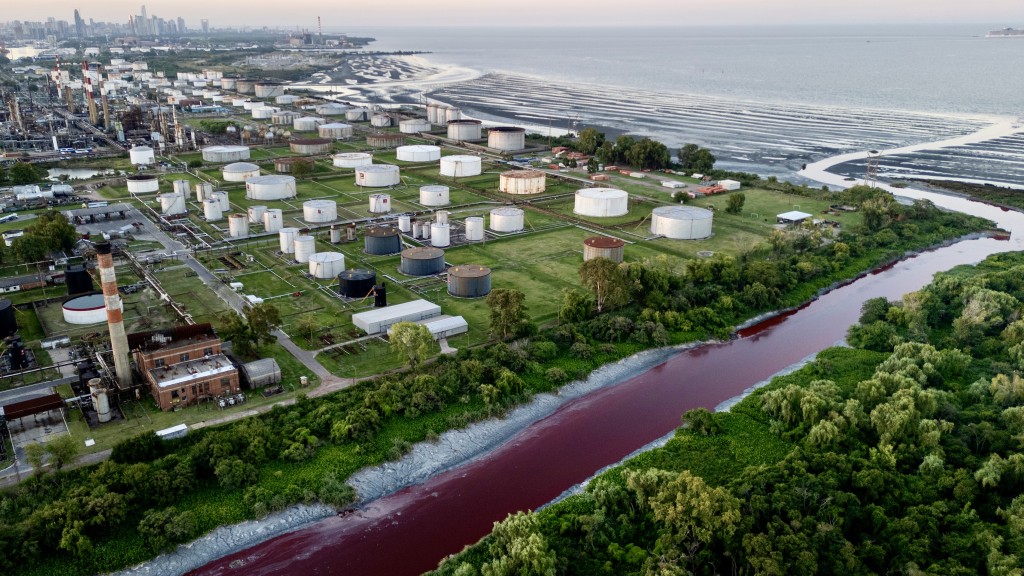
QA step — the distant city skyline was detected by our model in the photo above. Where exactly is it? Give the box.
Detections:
[4,0,1023,29]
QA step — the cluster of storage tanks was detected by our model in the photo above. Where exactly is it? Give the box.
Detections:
[426,102,462,126]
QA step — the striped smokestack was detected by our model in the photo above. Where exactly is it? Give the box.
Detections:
[95,242,132,388]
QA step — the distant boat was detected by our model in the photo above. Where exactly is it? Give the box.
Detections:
[987,27,1024,37]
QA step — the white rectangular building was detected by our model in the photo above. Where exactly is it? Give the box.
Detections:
[353,299,442,335]
[388,315,468,340]
[719,179,741,191]
[661,180,686,189]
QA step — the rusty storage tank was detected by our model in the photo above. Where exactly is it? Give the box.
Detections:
[583,236,626,263]
[337,269,377,298]
[273,157,312,173]
[366,133,405,148]
[400,246,445,276]
[447,265,492,298]
[65,264,94,296]
[363,225,402,255]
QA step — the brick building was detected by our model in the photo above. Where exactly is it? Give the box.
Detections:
[128,323,240,410]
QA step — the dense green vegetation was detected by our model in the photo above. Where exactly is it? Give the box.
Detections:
[433,251,1024,576]
[915,179,1024,211]
[0,187,991,575]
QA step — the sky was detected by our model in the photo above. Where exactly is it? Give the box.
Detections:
[7,0,1024,28]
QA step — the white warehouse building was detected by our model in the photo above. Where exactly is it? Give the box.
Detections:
[352,299,442,335]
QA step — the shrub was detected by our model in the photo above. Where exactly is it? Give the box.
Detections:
[545,367,569,384]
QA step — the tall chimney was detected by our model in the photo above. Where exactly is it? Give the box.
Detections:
[95,242,132,388]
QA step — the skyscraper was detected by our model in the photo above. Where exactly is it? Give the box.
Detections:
[177,17,186,34]
[201,19,209,34]
[73,9,85,38]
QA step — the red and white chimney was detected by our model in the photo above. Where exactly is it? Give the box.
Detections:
[95,242,132,387]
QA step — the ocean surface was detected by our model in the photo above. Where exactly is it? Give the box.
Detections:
[350,25,1024,184]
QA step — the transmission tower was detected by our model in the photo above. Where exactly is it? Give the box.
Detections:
[865,149,881,188]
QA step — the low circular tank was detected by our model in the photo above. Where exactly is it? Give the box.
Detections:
[400,246,445,276]
[222,162,261,182]
[293,116,324,131]
[246,175,297,200]
[439,155,482,177]
[396,145,441,162]
[487,126,526,151]
[290,138,332,155]
[366,133,405,148]
[62,293,115,324]
[202,145,250,163]
[419,185,450,206]
[308,252,346,279]
[447,265,492,298]
[490,206,524,232]
[337,269,376,298]
[399,118,431,134]
[129,146,155,165]
[303,199,338,223]
[126,174,159,193]
[364,225,401,255]
[500,170,546,195]
[356,165,400,187]
[447,119,482,141]
[574,188,629,218]
[333,152,373,168]
[318,122,353,139]
[650,206,714,239]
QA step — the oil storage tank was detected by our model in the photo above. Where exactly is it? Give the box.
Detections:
[396,145,441,162]
[346,108,370,121]
[333,152,373,168]
[366,133,405,148]
[431,223,450,247]
[126,174,159,194]
[241,358,282,389]
[356,165,400,187]
[129,145,155,165]
[370,113,393,127]
[222,162,261,182]
[63,293,117,324]
[0,298,16,337]
[574,188,629,218]
[294,235,316,263]
[290,138,332,155]
[464,216,484,241]
[246,175,297,200]
[196,182,214,202]
[440,155,482,177]
[202,145,250,163]
[254,82,285,98]
[448,265,491,298]
[271,110,300,125]
[419,185,450,206]
[251,106,277,120]
[500,170,546,195]
[173,179,190,196]
[65,265,94,296]
[308,252,345,279]
[364,225,401,255]
[650,206,713,239]
[490,207,524,232]
[279,227,299,253]
[583,236,626,263]
[318,122,353,139]
[400,247,445,276]
[263,208,283,232]
[158,193,187,215]
[447,119,482,141]
[248,205,267,224]
[228,213,249,238]
[303,199,337,223]
[399,118,431,134]
[211,191,230,212]
[203,199,223,221]
[293,116,324,132]
[338,269,376,298]
[273,157,310,174]
[487,126,526,151]
[368,193,392,214]
[316,103,348,116]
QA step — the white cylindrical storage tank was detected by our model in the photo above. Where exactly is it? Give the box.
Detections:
[221,78,238,90]
[431,223,450,247]
[396,145,441,162]
[446,107,462,123]
[129,146,155,165]
[173,179,190,196]
[195,182,214,202]
[436,210,450,225]
[263,208,283,232]
[242,100,259,111]
[222,162,261,182]
[370,114,392,127]
[211,191,230,212]
[500,170,546,195]
[399,118,431,134]
[447,119,482,141]
[293,116,323,131]
[329,225,342,243]
[487,127,526,151]
[411,221,422,239]
[355,165,400,187]
[294,235,316,263]
[63,295,117,325]
[318,122,353,139]
[203,199,223,221]
[252,106,277,120]
[275,94,299,105]
[271,110,300,125]
[211,94,225,103]
[228,213,248,238]
[419,185,450,206]
[158,193,186,215]
[248,205,267,224]
[126,174,159,193]
[303,199,338,223]
[465,217,484,241]
[345,108,369,121]
[650,206,714,240]
[422,223,431,239]
[254,83,285,98]
[574,188,629,218]
[333,152,373,168]
[490,207,524,232]
[369,193,391,213]
[246,175,297,200]
[426,103,439,125]
[203,145,251,163]
[279,227,299,253]
[290,138,332,155]
[316,103,348,116]
[398,214,411,232]
[308,252,346,279]
[230,97,246,107]
[439,155,482,177]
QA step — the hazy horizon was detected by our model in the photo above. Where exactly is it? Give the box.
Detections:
[5,1,1023,30]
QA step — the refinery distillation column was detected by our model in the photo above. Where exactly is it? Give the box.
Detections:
[96,242,132,387]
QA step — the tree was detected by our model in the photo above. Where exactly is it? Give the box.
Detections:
[291,160,314,178]
[678,144,716,174]
[8,162,41,185]
[579,258,630,313]
[220,302,281,357]
[487,288,530,340]
[27,212,77,252]
[481,512,558,576]
[11,234,48,262]
[725,192,746,214]
[44,435,80,471]
[389,321,435,367]
[24,442,47,475]
[586,157,599,174]
[558,289,592,324]
[293,314,319,342]
[577,127,605,155]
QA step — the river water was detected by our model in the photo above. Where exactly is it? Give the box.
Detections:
[188,184,1023,575]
